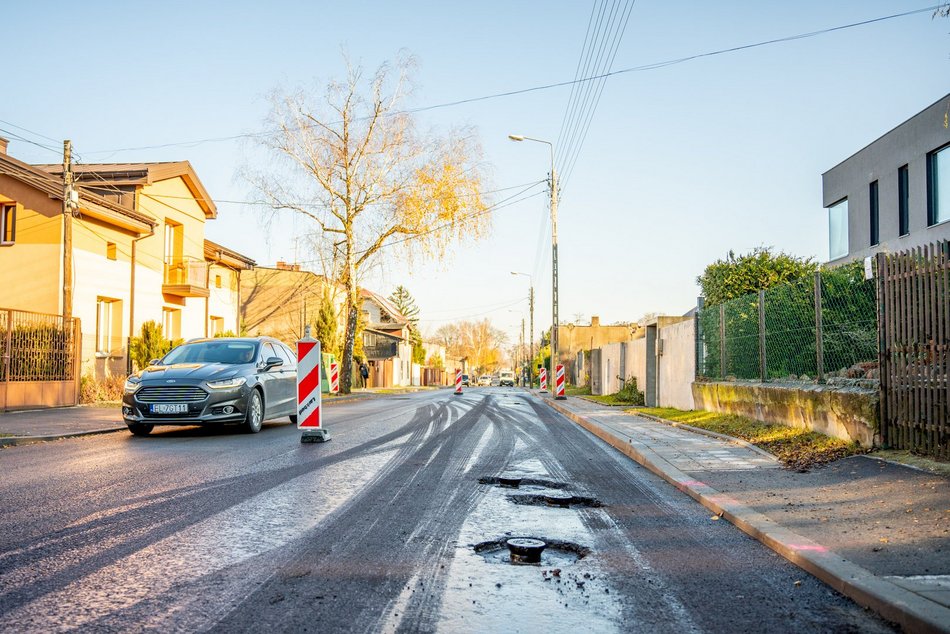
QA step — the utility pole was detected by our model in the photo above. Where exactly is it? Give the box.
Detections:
[62,140,75,323]
[528,285,534,388]
[520,318,525,385]
[549,165,559,390]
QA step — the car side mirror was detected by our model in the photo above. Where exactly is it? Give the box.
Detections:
[148,359,161,366]
[263,356,283,370]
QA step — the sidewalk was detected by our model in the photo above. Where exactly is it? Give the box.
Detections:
[543,394,950,634]
[0,388,404,447]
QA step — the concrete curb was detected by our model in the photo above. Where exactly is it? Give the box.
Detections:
[545,398,950,634]
[0,427,127,447]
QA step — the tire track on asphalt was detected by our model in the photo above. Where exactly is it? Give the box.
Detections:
[207,393,507,632]
[385,392,521,632]
[0,395,446,622]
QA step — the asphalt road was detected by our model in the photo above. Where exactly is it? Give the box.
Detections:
[0,389,896,632]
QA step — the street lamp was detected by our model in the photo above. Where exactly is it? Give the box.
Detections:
[509,134,559,394]
[511,271,534,388]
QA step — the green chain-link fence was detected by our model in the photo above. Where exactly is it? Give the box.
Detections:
[696,263,876,382]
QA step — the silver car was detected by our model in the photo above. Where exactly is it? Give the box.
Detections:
[121,337,298,436]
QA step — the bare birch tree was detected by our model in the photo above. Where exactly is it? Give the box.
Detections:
[255,56,491,393]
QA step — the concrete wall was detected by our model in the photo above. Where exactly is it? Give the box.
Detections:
[591,320,692,409]
[658,319,695,410]
[823,93,950,265]
[692,381,877,448]
[594,342,624,395]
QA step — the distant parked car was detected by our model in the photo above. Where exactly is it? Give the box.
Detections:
[461,374,471,386]
[498,371,515,387]
[121,337,297,436]
[478,375,492,386]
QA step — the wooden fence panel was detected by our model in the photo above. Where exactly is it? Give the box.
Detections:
[877,241,950,458]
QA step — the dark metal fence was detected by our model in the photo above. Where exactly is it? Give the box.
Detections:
[696,263,877,382]
[877,242,950,458]
[1,308,79,382]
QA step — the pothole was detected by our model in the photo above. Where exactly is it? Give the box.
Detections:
[478,476,569,490]
[507,494,605,508]
[474,536,590,566]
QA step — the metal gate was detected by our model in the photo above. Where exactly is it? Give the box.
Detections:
[876,242,950,458]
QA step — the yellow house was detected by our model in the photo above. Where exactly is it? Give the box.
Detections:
[0,152,250,381]
[241,263,344,345]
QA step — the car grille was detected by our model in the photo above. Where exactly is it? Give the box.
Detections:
[137,386,208,403]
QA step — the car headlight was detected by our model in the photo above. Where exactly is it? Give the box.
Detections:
[207,377,247,390]
[124,378,142,394]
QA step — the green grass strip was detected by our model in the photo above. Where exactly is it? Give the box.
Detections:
[637,407,865,469]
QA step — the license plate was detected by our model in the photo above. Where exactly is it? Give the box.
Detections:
[151,403,189,414]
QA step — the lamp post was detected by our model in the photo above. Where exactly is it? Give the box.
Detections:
[509,134,559,392]
[510,271,534,388]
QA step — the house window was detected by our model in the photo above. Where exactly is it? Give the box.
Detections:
[828,198,848,260]
[164,220,182,262]
[107,242,117,260]
[96,297,122,354]
[162,307,181,340]
[928,144,950,226]
[209,316,224,337]
[215,274,222,288]
[1,203,15,245]
[869,181,879,247]
[898,165,909,236]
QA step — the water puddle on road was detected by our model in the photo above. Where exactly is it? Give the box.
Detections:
[426,464,623,632]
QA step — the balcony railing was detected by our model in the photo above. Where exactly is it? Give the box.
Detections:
[163,257,209,297]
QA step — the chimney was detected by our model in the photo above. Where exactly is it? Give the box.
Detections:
[0,136,8,155]
[591,315,600,327]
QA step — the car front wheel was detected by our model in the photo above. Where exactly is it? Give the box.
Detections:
[128,422,153,436]
[245,390,264,433]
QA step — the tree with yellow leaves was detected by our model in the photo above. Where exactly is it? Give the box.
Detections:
[256,55,491,393]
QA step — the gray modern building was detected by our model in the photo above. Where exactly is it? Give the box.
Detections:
[822,93,950,264]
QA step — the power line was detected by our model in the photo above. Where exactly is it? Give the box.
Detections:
[78,4,941,156]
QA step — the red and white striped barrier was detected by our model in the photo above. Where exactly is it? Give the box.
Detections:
[454,368,463,395]
[555,364,566,399]
[539,367,548,392]
[329,361,339,394]
[297,331,329,442]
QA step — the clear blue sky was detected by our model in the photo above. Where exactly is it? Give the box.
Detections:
[4,1,948,348]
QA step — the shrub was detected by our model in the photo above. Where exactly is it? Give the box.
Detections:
[80,374,125,403]
[616,376,645,405]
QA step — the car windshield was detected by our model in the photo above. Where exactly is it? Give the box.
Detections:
[162,341,258,365]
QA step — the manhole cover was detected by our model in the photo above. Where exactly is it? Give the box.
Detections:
[474,537,590,566]
[544,492,573,507]
[499,474,523,488]
[507,494,605,508]
[507,538,547,563]
[478,476,569,490]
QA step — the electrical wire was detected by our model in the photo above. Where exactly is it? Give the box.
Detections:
[77,4,939,156]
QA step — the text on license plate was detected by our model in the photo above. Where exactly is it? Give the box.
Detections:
[151,403,189,414]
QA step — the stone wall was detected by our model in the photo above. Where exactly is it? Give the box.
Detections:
[692,381,878,448]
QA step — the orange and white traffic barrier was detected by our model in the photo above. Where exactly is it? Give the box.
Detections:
[555,364,566,400]
[454,368,463,395]
[329,361,339,394]
[539,367,548,392]
[297,329,329,443]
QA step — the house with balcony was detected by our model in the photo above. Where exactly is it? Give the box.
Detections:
[823,93,950,264]
[1,140,159,389]
[360,288,414,387]
[16,154,254,377]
